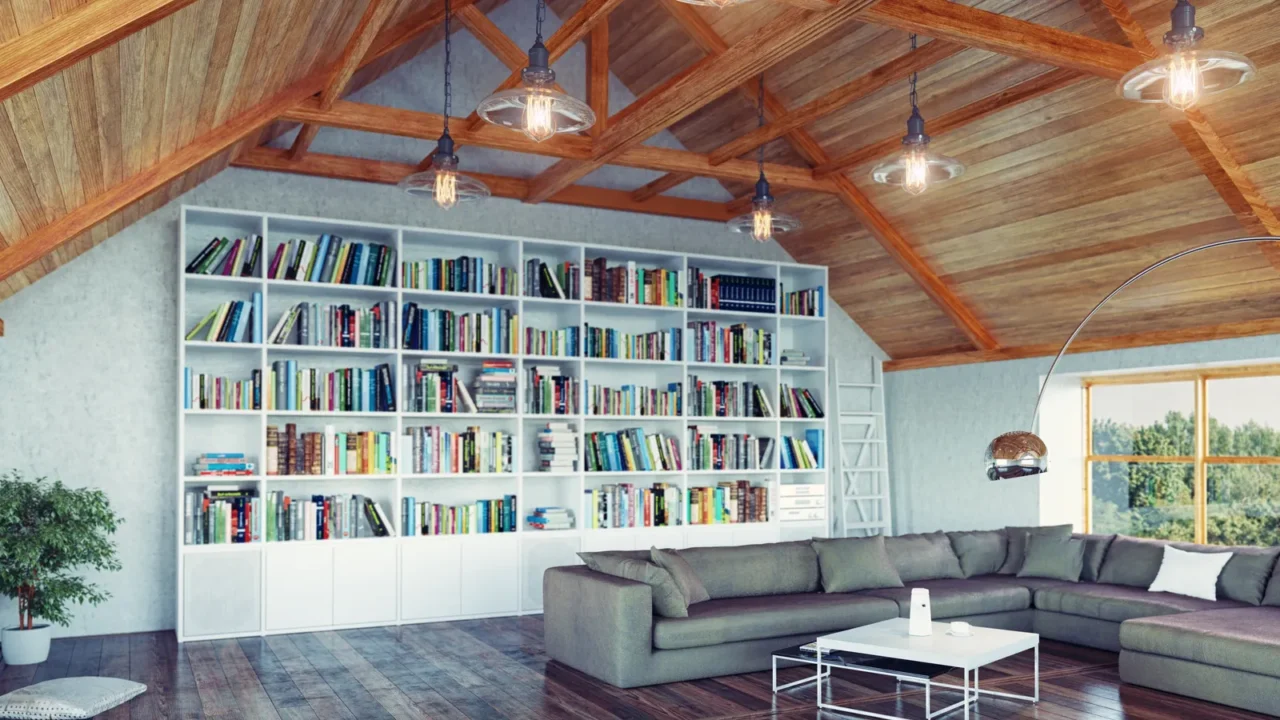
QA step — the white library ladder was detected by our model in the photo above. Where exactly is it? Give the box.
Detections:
[833,357,892,537]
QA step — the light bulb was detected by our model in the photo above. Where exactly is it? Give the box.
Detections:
[1163,51,1203,110]
[524,94,556,142]
[434,170,458,210]
[902,146,930,196]
[751,207,773,242]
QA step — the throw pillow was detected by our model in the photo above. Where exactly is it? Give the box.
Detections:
[1096,535,1168,587]
[0,677,146,719]
[578,551,689,618]
[882,531,964,582]
[1173,543,1280,606]
[947,529,1008,577]
[1018,533,1085,582]
[998,524,1073,574]
[810,535,904,593]
[650,547,710,605]
[1148,545,1233,601]
[1074,533,1116,582]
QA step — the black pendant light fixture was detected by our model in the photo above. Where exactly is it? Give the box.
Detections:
[475,0,595,142]
[398,0,490,209]
[871,34,964,196]
[727,76,800,243]
[1118,0,1256,111]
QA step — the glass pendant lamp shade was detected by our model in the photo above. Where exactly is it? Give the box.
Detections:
[873,39,964,196]
[728,181,801,243]
[1117,0,1255,110]
[398,135,491,210]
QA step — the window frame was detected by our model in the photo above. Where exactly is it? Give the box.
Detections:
[1083,363,1280,544]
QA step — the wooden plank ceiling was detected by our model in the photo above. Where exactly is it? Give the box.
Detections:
[1,0,1279,369]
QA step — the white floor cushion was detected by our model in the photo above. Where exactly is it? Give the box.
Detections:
[0,677,145,720]
[1148,545,1233,601]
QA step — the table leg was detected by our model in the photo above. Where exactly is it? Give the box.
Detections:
[772,656,777,693]
[925,679,930,719]
[963,668,970,720]
[1034,643,1040,702]
[816,652,824,709]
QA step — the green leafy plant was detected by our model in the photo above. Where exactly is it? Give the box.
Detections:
[0,472,122,630]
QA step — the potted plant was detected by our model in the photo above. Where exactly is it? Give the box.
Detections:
[0,472,122,664]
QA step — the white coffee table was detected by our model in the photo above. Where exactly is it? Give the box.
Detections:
[815,618,1039,719]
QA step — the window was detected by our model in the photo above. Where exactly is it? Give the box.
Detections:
[1084,366,1280,545]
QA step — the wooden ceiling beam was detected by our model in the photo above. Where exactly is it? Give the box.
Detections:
[588,22,609,139]
[0,0,199,104]
[232,148,735,223]
[708,39,964,167]
[289,0,397,161]
[631,172,694,202]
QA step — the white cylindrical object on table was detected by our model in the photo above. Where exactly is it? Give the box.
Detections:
[908,588,932,636]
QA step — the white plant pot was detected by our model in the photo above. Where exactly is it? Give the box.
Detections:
[2,624,52,665]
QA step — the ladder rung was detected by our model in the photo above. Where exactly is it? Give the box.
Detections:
[840,411,884,417]
[845,521,890,529]
[843,494,885,501]
[838,383,880,388]
[841,439,885,444]
[843,466,888,472]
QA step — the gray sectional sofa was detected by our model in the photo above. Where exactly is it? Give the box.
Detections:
[543,529,1280,716]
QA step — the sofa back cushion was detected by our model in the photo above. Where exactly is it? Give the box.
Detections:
[1018,534,1085,582]
[679,541,820,599]
[578,551,690,618]
[947,530,1008,577]
[811,535,904,593]
[883,531,964,582]
[1265,568,1280,607]
[998,524,1073,574]
[1098,536,1279,605]
[1097,536,1167,587]
[1073,533,1115,582]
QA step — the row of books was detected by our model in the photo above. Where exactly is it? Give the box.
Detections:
[401,304,519,354]
[586,380,681,417]
[265,361,396,413]
[688,377,773,418]
[780,384,825,418]
[585,258,683,307]
[688,427,775,471]
[405,359,471,413]
[527,507,574,530]
[401,256,517,295]
[473,360,517,413]
[527,365,578,416]
[184,486,260,544]
[538,422,579,473]
[186,294,263,344]
[186,236,262,277]
[583,325,682,361]
[404,425,513,475]
[781,349,813,367]
[409,496,518,535]
[268,301,396,349]
[190,453,254,477]
[582,483,681,529]
[781,430,825,470]
[690,481,769,524]
[265,425,397,476]
[266,492,394,541]
[782,285,824,317]
[584,429,682,473]
[689,321,774,365]
[525,258,578,300]
[268,236,395,288]
[525,326,578,357]
[183,370,261,410]
[688,269,777,314]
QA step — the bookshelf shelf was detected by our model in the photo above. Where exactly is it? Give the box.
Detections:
[177,204,829,642]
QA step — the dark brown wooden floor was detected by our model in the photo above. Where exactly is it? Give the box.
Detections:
[0,616,1273,719]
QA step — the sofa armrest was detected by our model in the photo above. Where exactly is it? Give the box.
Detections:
[543,566,653,686]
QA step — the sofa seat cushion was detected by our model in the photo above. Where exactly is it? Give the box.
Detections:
[862,579,1030,618]
[652,593,898,650]
[1120,607,1280,679]
[1035,583,1244,623]
[968,574,1072,594]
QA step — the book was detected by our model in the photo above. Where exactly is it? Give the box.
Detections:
[416,495,518,535]
[404,425,514,474]
[687,321,774,365]
[582,324,682,361]
[782,284,824,317]
[779,384,825,418]
[583,428,681,472]
[185,300,255,344]
[688,376,771,418]
[184,486,260,544]
[587,380,681,417]
[687,268,776,313]
[183,369,262,410]
[527,365,579,416]
[265,362,396,412]
[265,424,397,476]
[688,426,774,471]
[268,300,396,349]
[524,325,579,357]
[524,258,579,299]
[585,258,682,306]
[526,507,574,530]
[687,481,769,524]
[272,236,395,287]
[581,483,681,529]
[538,422,579,472]
[186,236,262,278]
[402,256,518,295]
[401,303,519,354]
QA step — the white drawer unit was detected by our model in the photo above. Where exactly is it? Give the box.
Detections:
[182,549,262,639]
[521,535,583,611]
[334,541,397,626]
[401,537,463,621]
[265,543,334,631]
[461,534,519,615]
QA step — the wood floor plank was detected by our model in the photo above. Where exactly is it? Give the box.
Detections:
[99,634,133,720]
[65,636,103,678]
[287,632,395,720]
[215,638,284,720]
[265,634,359,720]
[237,637,319,720]
[30,636,74,682]
[311,631,427,720]
[185,640,245,719]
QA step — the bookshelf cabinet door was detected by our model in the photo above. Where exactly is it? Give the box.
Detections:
[683,527,737,548]
[521,536,581,612]
[460,535,518,615]
[401,538,462,621]
[731,525,779,546]
[334,542,397,626]
[183,550,261,639]
[266,544,334,631]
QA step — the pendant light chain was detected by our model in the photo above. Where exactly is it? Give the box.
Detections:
[908,33,918,113]
[443,0,452,132]
[536,0,546,43]
[756,74,766,176]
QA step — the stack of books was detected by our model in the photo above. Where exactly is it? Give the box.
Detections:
[186,236,262,277]
[780,385,825,418]
[404,425,513,474]
[183,370,261,410]
[582,483,681,528]
[473,360,517,413]
[266,424,396,476]
[525,258,578,299]
[780,430,824,469]
[526,507,574,531]
[401,304,519,354]
[583,325,682,361]
[688,321,774,365]
[688,377,772,418]
[404,359,472,413]
[191,453,255,477]
[584,429,682,472]
[527,365,578,415]
[586,380,681,416]
[585,258,682,306]
[265,361,395,412]
[538,422,579,473]
[525,325,579,356]
[268,235,395,287]
[780,349,812,367]
[186,294,263,344]
[688,427,775,471]
[263,492,394,541]
[184,485,260,544]
[401,256,517,295]
[268,300,396,349]
[782,285,824,317]
[413,496,518,535]
[687,268,776,313]
[688,481,769,524]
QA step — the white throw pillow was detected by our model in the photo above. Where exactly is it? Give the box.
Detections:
[0,677,145,719]
[1147,545,1233,601]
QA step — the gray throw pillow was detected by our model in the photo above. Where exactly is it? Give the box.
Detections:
[650,547,710,605]
[1096,535,1168,587]
[1172,543,1280,606]
[1018,534,1085,582]
[998,524,1073,574]
[1074,533,1115,582]
[947,529,1008,577]
[883,531,964,582]
[578,551,689,618]
[1264,565,1280,608]
[811,536,904,593]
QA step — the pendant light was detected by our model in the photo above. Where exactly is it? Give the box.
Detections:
[871,34,964,196]
[1118,0,1255,111]
[728,76,801,243]
[475,0,595,142]
[398,0,490,209]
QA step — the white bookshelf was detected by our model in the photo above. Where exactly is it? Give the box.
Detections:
[176,204,830,641]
